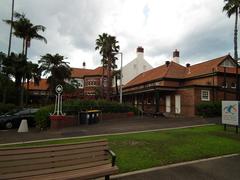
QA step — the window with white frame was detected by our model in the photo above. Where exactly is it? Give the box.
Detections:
[201,90,210,101]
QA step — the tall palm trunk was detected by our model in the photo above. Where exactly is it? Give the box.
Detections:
[20,74,26,107]
[7,0,14,56]
[22,38,25,55]
[106,58,111,100]
[235,9,239,100]
[234,9,238,60]
[19,38,26,107]
[115,73,119,96]
[101,65,105,98]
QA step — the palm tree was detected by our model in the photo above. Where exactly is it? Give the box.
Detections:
[6,0,15,57]
[39,53,71,94]
[4,12,47,58]
[223,0,240,99]
[95,33,120,100]
[223,0,240,60]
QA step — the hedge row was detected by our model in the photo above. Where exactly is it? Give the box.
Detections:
[35,99,138,129]
[196,101,221,117]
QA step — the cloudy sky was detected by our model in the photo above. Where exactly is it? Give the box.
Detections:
[0,0,236,69]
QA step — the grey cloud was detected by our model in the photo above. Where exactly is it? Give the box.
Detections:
[147,17,234,65]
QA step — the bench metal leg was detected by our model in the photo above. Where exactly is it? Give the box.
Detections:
[105,175,110,180]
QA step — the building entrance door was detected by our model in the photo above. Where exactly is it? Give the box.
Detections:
[166,96,171,112]
[175,95,181,114]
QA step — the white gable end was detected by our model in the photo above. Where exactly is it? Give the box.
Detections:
[122,48,152,85]
[220,58,236,67]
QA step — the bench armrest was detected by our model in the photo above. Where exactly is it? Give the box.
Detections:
[105,149,116,166]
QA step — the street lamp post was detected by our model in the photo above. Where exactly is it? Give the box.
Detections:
[119,52,123,104]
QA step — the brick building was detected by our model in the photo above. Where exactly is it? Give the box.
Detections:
[70,66,108,99]
[123,51,239,117]
[27,66,108,102]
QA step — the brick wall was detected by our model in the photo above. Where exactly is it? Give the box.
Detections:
[176,88,195,117]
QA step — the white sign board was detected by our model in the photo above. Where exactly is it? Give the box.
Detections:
[222,101,239,126]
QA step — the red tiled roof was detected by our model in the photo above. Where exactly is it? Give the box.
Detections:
[125,62,186,87]
[184,55,230,78]
[71,67,107,77]
[25,79,48,91]
[27,66,108,90]
[125,54,239,88]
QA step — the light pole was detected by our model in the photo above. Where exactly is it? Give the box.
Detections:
[114,52,123,103]
[119,52,123,104]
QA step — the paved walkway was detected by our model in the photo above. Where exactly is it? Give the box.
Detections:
[114,154,240,180]
[0,116,219,144]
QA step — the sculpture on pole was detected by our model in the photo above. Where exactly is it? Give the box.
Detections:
[52,84,64,115]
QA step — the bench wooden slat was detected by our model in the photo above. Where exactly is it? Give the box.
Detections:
[0,139,118,180]
[0,140,108,155]
[16,164,118,180]
[0,155,109,174]
[0,151,106,168]
[1,160,110,179]
[0,145,107,161]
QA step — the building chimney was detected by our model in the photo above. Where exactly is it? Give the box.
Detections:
[137,46,144,58]
[83,61,86,69]
[165,61,170,67]
[173,49,180,64]
[186,63,191,74]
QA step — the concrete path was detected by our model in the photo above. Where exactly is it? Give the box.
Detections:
[114,154,240,180]
[0,116,219,144]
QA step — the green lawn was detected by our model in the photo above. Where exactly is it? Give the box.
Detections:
[2,125,240,173]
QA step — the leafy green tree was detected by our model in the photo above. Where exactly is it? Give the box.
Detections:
[2,52,26,105]
[39,53,71,94]
[25,61,42,103]
[0,52,14,103]
[95,33,120,100]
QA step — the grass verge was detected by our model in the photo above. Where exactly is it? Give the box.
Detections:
[1,125,240,173]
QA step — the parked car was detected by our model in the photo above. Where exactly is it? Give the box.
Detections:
[0,108,39,129]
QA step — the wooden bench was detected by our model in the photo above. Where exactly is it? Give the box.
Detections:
[0,139,118,180]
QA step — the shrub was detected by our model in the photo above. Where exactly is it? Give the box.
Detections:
[0,103,16,115]
[196,101,221,117]
[35,99,139,129]
[35,105,54,129]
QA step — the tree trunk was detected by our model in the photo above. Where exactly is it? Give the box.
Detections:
[24,39,28,60]
[234,9,238,60]
[101,65,105,99]
[20,75,26,107]
[115,73,118,96]
[22,38,25,56]
[106,58,111,100]
[25,78,30,104]
[7,0,14,57]
[235,9,239,100]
